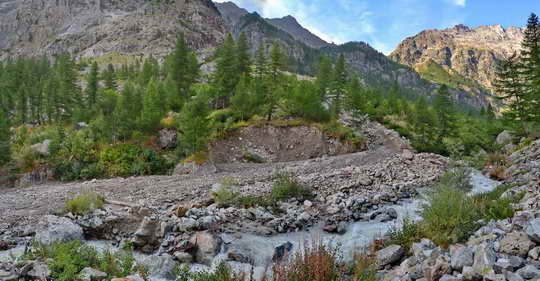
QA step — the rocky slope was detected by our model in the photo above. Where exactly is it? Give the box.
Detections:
[0,0,227,59]
[390,24,524,94]
[266,15,331,49]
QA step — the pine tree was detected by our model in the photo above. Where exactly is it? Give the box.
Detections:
[103,64,118,91]
[178,95,211,154]
[231,75,257,120]
[330,54,348,118]
[214,34,239,108]
[268,41,287,83]
[495,53,530,135]
[140,79,164,132]
[169,34,200,105]
[86,62,99,109]
[433,85,457,140]
[236,32,252,78]
[56,56,82,121]
[315,56,333,99]
[254,44,268,79]
[116,82,138,138]
[413,97,438,151]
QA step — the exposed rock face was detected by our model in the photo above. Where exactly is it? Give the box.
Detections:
[390,24,524,95]
[266,15,331,49]
[0,0,227,59]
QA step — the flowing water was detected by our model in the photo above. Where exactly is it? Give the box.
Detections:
[0,170,501,278]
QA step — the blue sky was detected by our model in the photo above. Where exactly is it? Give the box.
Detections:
[214,0,540,54]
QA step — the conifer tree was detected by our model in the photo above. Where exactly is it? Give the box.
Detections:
[56,56,82,121]
[236,32,252,78]
[413,97,437,151]
[330,54,347,117]
[103,64,118,91]
[86,62,99,108]
[231,75,257,120]
[140,79,164,132]
[116,82,138,138]
[0,105,10,164]
[433,85,457,140]
[178,95,211,154]
[254,44,268,79]
[214,34,239,108]
[169,34,200,104]
[520,13,540,121]
[315,56,333,99]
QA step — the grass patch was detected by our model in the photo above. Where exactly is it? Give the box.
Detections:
[65,191,105,215]
[182,151,209,165]
[212,172,313,209]
[387,170,522,249]
[27,240,138,281]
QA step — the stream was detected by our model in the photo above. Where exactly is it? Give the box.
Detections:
[0,170,501,278]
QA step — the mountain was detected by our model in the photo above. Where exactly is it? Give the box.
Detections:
[215,2,492,109]
[0,0,227,59]
[390,24,524,94]
[266,15,331,49]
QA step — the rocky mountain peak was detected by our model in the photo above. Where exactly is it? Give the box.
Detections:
[390,24,524,94]
[266,15,330,49]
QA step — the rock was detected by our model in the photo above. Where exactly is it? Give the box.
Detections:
[227,251,252,264]
[132,217,160,251]
[525,219,540,243]
[79,267,107,281]
[26,262,50,280]
[173,251,193,264]
[500,232,535,257]
[505,271,525,281]
[517,265,540,279]
[402,149,415,160]
[174,162,218,176]
[423,256,451,281]
[159,129,177,149]
[377,245,405,267]
[450,245,474,271]
[0,270,18,281]
[472,243,496,275]
[141,254,177,280]
[35,215,84,245]
[175,205,190,217]
[496,130,513,145]
[31,139,51,156]
[273,242,293,263]
[530,247,540,260]
[303,200,313,208]
[75,122,88,130]
[190,231,223,265]
[111,275,145,281]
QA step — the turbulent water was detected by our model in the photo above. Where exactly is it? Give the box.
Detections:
[0,170,500,278]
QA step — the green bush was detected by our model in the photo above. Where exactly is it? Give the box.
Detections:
[98,143,171,177]
[28,240,138,281]
[65,191,105,215]
[270,171,313,202]
[438,165,473,192]
[174,263,245,281]
[473,184,523,221]
[385,217,423,252]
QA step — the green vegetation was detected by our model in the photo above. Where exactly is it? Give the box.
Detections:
[212,172,313,209]
[65,191,105,215]
[387,169,522,248]
[416,59,484,91]
[27,240,139,281]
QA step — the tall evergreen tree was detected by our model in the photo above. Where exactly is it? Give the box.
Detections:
[86,62,99,109]
[433,85,457,140]
[103,64,118,91]
[413,96,437,151]
[140,79,164,132]
[178,95,211,154]
[0,104,10,164]
[315,56,333,99]
[330,54,348,117]
[214,34,239,108]
[236,32,252,78]
[231,75,257,121]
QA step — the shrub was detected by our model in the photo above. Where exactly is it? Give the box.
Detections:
[28,240,139,281]
[265,241,344,281]
[175,263,246,281]
[270,172,313,202]
[438,165,473,192]
[352,254,378,281]
[65,191,105,215]
[385,217,423,253]
[473,184,523,221]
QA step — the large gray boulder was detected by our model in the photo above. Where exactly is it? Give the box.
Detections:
[35,215,84,245]
[377,245,405,268]
[450,245,474,271]
[472,243,496,275]
[517,265,540,279]
[141,254,177,281]
[79,267,107,281]
[496,130,513,145]
[500,232,535,257]
[190,231,223,265]
[525,219,540,243]
[159,129,177,149]
[31,139,51,156]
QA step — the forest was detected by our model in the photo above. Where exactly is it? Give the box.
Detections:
[4,16,540,184]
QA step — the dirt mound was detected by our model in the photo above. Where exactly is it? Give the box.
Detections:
[209,125,361,163]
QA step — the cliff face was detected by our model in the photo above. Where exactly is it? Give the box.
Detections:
[266,15,331,49]
[390,24,524,93]
[0,0,227,59]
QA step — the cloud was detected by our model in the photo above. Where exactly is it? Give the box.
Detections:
[452,0,466,6]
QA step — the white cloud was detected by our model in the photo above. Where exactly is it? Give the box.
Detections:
[453,0,466,6]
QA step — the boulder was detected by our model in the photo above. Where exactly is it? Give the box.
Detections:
[472,243,496,275]
[517,265,540,279]
[111,275,145,281]
[31,139,51,156]
[500,232,535,257]
[529,247,540,260]
[190,231,223,265]
[132,217,160,252]
[173,251,193,264]
[141,254,177,280]
[35,215,84,245]
[496,130,512,145]
[505,271,525,281]
[159,129,177,149]
[377,245,405,268]
[272,242,293,263]
[525,219,540,243]
[26,262,50,280]
[79,267,107,281]
[450,245,474,271]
